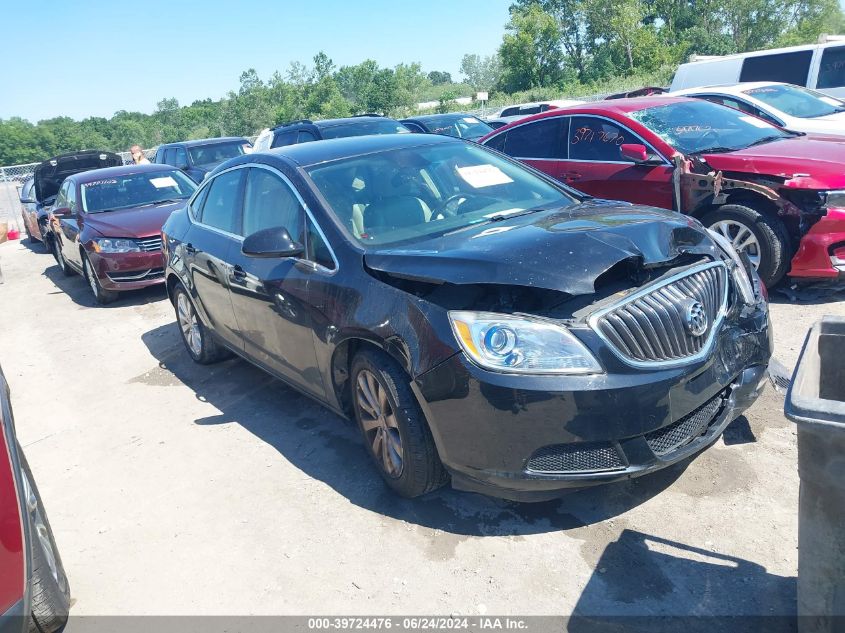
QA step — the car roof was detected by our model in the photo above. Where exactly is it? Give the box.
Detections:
[314,116,394,128]
[161,137,247,148]
[671,81,780,96]
[406,113,480,122]
[255,132,459,167]
[70,163,179,184]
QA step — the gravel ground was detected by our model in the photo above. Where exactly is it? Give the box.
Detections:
[0,237,842,620]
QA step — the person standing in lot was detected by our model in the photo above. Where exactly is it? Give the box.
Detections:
[130,145,150,164]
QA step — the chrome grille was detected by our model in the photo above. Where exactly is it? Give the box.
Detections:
[137,236,162,252]
[590,262,729,367]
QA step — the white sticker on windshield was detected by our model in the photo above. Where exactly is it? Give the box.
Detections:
[457,164,513,188]
[819,96,843,106]
[150,176,178,189]
[738,115,770,128]
[462,117,477,123]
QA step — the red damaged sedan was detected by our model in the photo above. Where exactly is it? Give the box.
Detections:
[50,164,197,303]
[481,96,845,287]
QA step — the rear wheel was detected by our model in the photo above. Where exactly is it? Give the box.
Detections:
[350,350,447,498]
[20,452,70,633]
[702,204,790,287]
[173,284,231,364]
[52,241,73,277]
[82,254,118,305]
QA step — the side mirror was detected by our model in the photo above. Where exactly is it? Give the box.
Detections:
[52,207,73,218]
[242,226,304,258]
[620,143,650,163]
[19,197,36,204]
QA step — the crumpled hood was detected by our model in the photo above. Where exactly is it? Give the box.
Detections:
[702,135,845,189]
[364,201,718,296]
[84,200,186,239]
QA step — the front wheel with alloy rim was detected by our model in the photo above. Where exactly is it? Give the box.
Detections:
[173,285,231,364]
[350,350,447,498]
[83,254,118,304]
[702,203,790,287]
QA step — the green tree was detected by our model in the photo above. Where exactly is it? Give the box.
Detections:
[460,53,503,91]
[499,4,565,91]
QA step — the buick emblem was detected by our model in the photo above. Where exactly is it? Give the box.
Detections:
[683,300,709,337]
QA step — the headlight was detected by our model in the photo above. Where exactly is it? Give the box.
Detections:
[92,238,141,253]
[448,311,602,375]
[706,228,758,305]
[820,190,845,209]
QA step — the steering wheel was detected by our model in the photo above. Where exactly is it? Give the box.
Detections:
[434,194,470,219]
[698,127,721,147]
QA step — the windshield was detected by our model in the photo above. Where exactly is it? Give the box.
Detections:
[81,170,197,213]
[630,99,791,154]
[188,142,247,167]
[420,115,493,139]
[743,84,845,119]
[306,141,576,247]
[319,120,411,140]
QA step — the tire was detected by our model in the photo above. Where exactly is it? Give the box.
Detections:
[19,451,70,633]
[350,349,448,498]
[702,204,790,288]
[173,284,231,364]
[52,241,74,277]
[82,254,118,305]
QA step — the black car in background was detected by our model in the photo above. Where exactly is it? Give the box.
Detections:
[251,115,409,152]
[153,137,251,183]
[400,113,493,141]
[161,134,771,501]
[18,178,48,247]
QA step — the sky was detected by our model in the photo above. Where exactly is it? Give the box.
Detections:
[0,0,513,122]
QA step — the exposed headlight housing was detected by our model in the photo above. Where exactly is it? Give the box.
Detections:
[92,238,141,253]
[448,311,602,375]
[707,228,758,305]
[820,190,845,209]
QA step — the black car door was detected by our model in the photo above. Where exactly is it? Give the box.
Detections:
[225,166,326,399]
[183,167,245,350]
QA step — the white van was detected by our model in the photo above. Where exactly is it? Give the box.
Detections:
[670,39,845,99]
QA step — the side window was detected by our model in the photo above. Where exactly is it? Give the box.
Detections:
[306,218,336,270]
[500,107,519,117]
[484,132,507,152]
[270,130,297,148]
[403,122,426,133]
[66,184,78,214]
[174,147,188,168]
[817,46,845,89]
[198,169,243,234]
[55,181,69,209]
[297,130,317,143]
[163,148,177,165]
[569,116,637,162]
[241,168,304,239]
[189,183,211,220]
[739,51,813,86]
[503,118,564,159]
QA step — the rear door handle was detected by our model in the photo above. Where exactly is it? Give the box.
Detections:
[231,265,247,281]
[184,242,196,255]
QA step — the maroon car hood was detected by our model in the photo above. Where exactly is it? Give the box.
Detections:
[702,135,845,190]
[83,201,186,238]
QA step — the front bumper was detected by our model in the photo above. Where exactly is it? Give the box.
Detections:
[413,305,771,502]
[89,250,166,291]
[789,208,845,281]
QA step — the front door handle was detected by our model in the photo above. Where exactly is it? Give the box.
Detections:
[231,265,247,281]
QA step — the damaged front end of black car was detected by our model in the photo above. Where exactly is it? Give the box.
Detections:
[365,202,771,501]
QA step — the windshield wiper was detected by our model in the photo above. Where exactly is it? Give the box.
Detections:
[745,135,785,148]
[690,146,736,155]
[136,198,184,208]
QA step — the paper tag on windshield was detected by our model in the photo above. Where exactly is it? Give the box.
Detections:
[150,176,178,189]
[738,115,770,128]
[819,96,842,106]
[462,117,477,123]
[457,164,513,188]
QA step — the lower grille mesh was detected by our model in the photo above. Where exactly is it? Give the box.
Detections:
[645,392,725,457]
[526,442,625,473]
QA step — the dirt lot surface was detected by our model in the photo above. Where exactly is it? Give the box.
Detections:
[0,237,842,618]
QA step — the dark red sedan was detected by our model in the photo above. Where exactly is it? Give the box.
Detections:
[481,96,845,287]
[0,363,70,633]
[50,164,197,304]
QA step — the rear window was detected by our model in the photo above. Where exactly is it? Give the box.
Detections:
[318,120,410,140]
[739,51,813,86]
[817,46,845,89]
[188,142,247,167]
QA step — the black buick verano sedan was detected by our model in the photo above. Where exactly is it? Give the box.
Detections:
[161,134,772,501]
